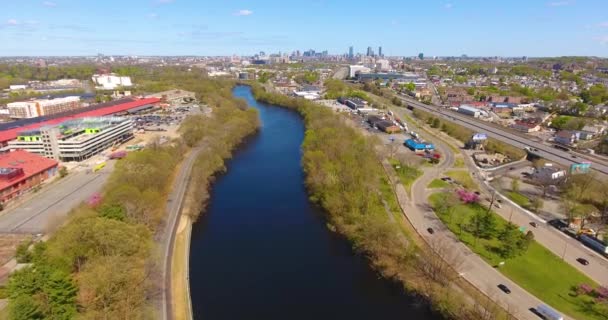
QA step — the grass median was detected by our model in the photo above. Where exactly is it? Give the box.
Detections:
[429,193,600,320]
[446,170,478,190]
[506,191,530,208]
[389,159,422,193]
[428,179,450,189]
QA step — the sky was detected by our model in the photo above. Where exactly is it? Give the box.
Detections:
[0,0,607,57]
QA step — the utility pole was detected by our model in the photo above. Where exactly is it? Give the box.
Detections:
[562,240,568,260]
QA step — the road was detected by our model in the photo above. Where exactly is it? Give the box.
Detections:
[393,100,608,288]
[159,146,202,320]
[387,106,568,320]
[0,163,114,234]
[397,95,608,175]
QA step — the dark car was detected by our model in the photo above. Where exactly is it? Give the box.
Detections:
[427,227,435,234]
[474,191,481,195]
[571,155,577,158]
[497,284,511,294]
[577,258,590,265]
[509,167,515,170]
[530,222,538,228]
[496,199,503,204]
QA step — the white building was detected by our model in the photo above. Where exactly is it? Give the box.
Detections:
[348,65,371,78]
[8,117,134,162]
[457,105,482,118]
[92,73,133,90]
[531,164,567,182]
[6,96,81,119]
[376,59,390,72]
[9,85,27,91]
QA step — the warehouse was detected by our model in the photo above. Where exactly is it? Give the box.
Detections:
[0,150,58,203]
[9,117,134,162]
[7,96,81,119]
[457,105,482,118]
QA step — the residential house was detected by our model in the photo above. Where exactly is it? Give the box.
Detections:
[531,164,567,183]
[511,120,541,133]
[554,130,579,145]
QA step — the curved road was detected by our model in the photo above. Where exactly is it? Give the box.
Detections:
[389,107,570,320]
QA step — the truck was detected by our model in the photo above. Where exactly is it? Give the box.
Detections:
[536,304,563,320]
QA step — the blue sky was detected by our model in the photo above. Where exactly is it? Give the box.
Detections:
[1,0,607,56]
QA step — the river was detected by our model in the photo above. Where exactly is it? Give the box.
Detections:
[188,85,440,320]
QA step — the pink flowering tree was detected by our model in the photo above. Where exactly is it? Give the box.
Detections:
[87,192,102,208]
[457,189,479,204]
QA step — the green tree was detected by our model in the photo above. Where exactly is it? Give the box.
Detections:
[98,204,127,221]
[58,167,68,178]
[469,209,497,242]
[9,295,43,320]
[405,82,416,92]
[498,223,531,258]
[431,118,441,128]
[15,240,32,263]
[530,197,544,213]
[511,177,520,193]
[43,270,78,319]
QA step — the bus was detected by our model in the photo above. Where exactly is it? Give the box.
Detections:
[536,304,563,320]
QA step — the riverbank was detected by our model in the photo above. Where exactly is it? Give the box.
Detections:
[171,215,192,320]
[247,83,500,319]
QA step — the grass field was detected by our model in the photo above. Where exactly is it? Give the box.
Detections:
[507,191,530,208]
[428,179,450,189]
[454,157,465,168]
[428,193,601,320]
[389,159,422,192]
[446,170,478,190]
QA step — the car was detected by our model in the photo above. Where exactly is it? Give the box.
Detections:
[496,199,503,203]
[509,167,515,170]
[497,284,511,294]
[474,191,481,195]
[577,258,589,265]
[494,203,502,209]
[530,222,538,228]
[533,148,539,151]
[427,227,434,234]
[571,155,577,158]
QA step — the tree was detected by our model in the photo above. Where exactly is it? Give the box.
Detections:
[530,197,544,213]
[431,118,441,128]
[58,166,68,178]
[9,295,43,320]
[405,82,416,92]
[498,223,528,258]
[511,177,520,193]
[98,204,127,221]
[469,209,497,243]
[43,270,78,319]
[15,240,32,263]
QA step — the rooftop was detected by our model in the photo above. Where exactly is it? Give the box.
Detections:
[0,150,57,191]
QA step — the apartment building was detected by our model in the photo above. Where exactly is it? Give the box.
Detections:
[6,96,81,119]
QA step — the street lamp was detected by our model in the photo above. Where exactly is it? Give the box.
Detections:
[562,240,568,260]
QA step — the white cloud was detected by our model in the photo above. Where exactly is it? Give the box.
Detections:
[234,9,253,16]
[548,1,571,6]
[6,19,18,26]
[599,22,608,28]
[43,1,57,7]
[444,3,453,9]
[147,13,159,19]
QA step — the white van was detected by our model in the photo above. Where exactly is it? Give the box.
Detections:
[536,304,563,320]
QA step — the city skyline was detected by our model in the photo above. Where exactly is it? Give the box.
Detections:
[0,0,607,56]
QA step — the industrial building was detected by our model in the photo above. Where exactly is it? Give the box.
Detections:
[457,105,483,118]
[0,150,58,203]
[145,89,196,105]
[8,117,134,162]
[92,73,133,90]
[7,96,81,119]
[0,98,159,149]
[338,97,367,110]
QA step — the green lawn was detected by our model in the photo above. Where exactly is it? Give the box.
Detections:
[389,159,422,192]
[428,193,601,320]
[507,191,530,208]
[428,179,450,189]
[446,170,477,190]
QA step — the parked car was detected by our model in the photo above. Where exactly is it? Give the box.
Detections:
[576,258,589,265]
[427,227,435,234]
[498,284,511,294]
[494,203,502,209]
[530,222,538,228]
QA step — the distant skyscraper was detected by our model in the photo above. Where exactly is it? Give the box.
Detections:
[378,46,383,57]
[367,47,372,57]
[349,46,354,59]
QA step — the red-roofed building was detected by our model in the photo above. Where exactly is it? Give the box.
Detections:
[0,98,159,148]
[0,150,58,203]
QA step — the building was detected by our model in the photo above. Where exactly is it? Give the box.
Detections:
[7,96,81,119]
[404,139,435,152]
[339,97,367,110]
[356,73,407,81]
[375,120,400,133]
[145,89,196,105]
[367,47,373,57]
[348,65,371,78]
[0,98,159,149]
[9,117,134,162]
[511,120,541,133]
[0,150,58,203]
[378,46,383,57]
[348,46,354,59]
[92,73,133,90]
[554,130,578,145]
[457,105,482,118]
[531,164,567,182]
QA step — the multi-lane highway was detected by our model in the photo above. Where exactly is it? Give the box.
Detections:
[397,95,608,175]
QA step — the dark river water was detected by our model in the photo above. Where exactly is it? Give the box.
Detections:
[188,85,440,320]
